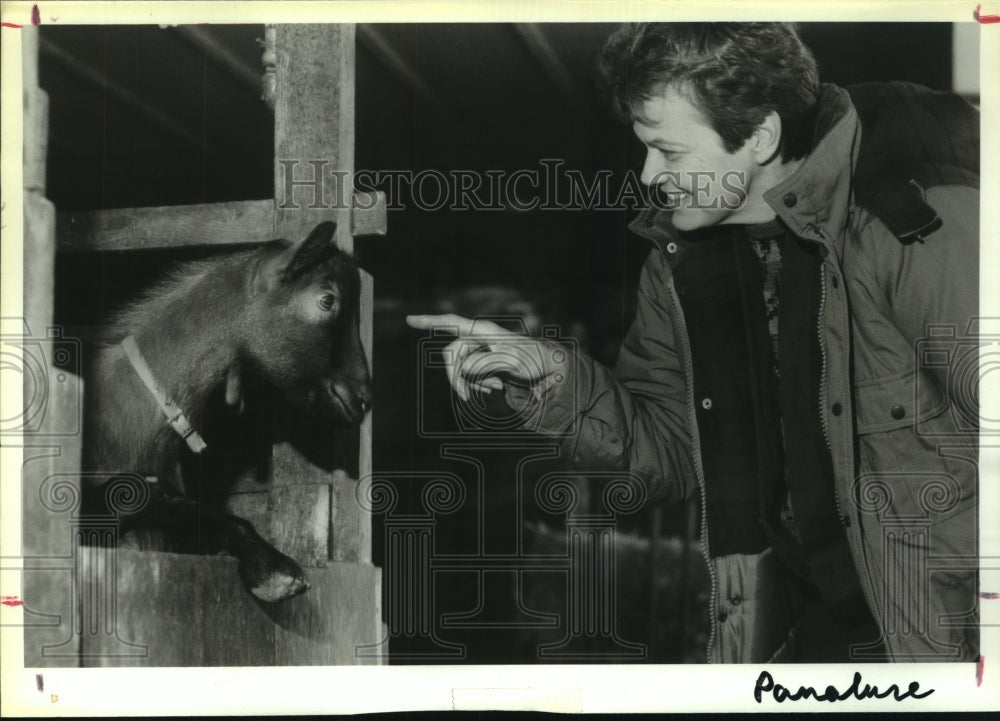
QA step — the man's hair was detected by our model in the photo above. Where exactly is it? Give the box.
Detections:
[597,23,821,161]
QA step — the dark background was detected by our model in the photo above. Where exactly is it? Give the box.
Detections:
[39,22,960,663]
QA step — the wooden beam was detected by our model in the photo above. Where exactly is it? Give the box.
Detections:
[21,26,84,667]
[272,24,355,252]
[24,32,48,195]
[272,562,383,665]
[352,190,387,237]
[267,27,380,665]
[57,192,384,252]
[79,550,276,666]
[57,200,276,251]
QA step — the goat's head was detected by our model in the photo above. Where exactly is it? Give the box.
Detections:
[246,221,372,425]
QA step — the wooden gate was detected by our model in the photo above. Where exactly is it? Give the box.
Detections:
[20,24,385,666]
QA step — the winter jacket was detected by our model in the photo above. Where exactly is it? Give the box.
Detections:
[509,83,980,662]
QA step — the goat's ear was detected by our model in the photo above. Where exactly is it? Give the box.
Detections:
[280,221,338,284]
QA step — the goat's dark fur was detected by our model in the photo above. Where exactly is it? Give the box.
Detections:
[83,222,371,602]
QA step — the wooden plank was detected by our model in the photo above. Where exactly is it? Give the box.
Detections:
[22,30,52,324]
[20,30,81,665]
[80,550,276,666]
[331,470,368,563]
[272,562,383,665]
[21,428,83,668]
[267,485,331,568]
[270,23,357,564]
[23,86,48,193]
[267,24,382,665]
[56,199,277,251]
[224,492,271,544]
[57,194,381,251]
[352,190,387,237]
[273,24,355,252]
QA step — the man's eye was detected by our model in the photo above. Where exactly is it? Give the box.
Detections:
[661,150,681,161]
[318,293,339,312]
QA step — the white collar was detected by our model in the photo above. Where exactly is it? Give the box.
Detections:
[121,335,207,454]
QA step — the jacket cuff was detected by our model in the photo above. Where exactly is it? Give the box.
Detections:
[503,354,592,436]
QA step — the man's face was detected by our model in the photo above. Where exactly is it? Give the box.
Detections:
[634,87,758,231]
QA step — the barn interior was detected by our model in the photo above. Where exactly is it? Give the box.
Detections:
[36,22,974,664]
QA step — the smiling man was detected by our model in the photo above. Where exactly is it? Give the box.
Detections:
[634,84,804,228]
[408,23,980,663]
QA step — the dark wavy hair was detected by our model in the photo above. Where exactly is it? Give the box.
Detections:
[597,23,821,161]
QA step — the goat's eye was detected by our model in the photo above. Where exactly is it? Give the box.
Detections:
[318,293,339,312]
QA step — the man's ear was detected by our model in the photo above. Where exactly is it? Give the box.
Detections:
[752,111,783,165]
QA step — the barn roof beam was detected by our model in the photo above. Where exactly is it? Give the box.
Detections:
[357,24,452,121]
[173,25,262,96]
[39,36,204,150]
[511,23,586,113]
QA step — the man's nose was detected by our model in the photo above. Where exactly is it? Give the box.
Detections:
[640,150,669,187]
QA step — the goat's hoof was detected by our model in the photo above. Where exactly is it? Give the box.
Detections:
[238,541,311,602]
[249,567,311,603]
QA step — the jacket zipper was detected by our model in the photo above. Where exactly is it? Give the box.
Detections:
[816,266,840,515]
[818,256,885,651]
[665,274,718,663]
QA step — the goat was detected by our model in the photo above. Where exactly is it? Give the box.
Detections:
[82,221,371,602]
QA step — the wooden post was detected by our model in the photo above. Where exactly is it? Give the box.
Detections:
[18,26,85,667]
[267,23,380,665]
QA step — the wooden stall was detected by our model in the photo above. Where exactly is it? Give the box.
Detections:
[21,24,385,666]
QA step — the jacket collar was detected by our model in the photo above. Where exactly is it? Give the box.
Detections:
[630,84,860,261]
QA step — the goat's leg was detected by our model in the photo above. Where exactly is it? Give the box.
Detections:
[110,480,310,602]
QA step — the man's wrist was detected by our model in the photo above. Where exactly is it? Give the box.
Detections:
[501,350,587,435]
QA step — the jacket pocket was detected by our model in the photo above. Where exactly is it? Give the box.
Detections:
[854,368,947,434]
[853,368,976,525]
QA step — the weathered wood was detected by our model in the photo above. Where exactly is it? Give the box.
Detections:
[269,23,357,561]
[331,470,367,563]
[23,93,49,195]
[20,28,81,667]
[352,190,388,237]
[224,491,271,543]
[267,485,331,568]
[57,191,384,251]
[80,550,276,666]
[20,214,81,669]
[57,199,277,251]
[22,31,51,327]
[273,24,356,252]
[22,28,47,194]
[21,434,82,668]
[272,562,382,665]
[266,24,381,663]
